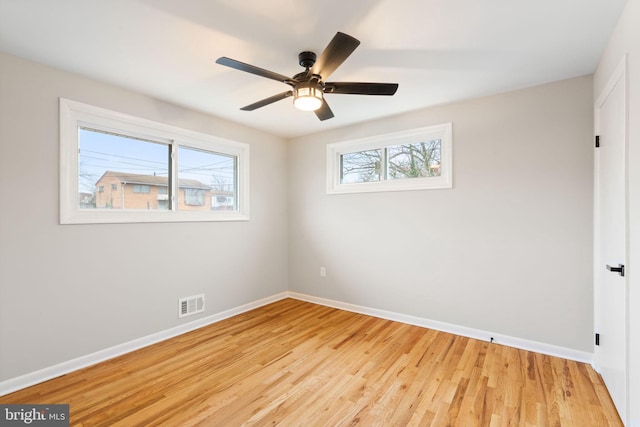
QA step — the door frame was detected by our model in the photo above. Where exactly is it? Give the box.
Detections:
[593,54,629,422]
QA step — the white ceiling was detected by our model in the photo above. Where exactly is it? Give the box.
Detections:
[0,0,628,138]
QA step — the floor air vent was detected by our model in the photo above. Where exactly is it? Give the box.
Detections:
[178,294,205,318]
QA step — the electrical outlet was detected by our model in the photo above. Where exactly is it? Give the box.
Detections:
[320,267,326,277]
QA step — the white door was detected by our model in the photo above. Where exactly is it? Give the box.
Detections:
[594,58,627,423]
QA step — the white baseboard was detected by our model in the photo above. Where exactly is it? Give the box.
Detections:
[287,291,594,365]
[0,292,288,397]
[1,290,594,396]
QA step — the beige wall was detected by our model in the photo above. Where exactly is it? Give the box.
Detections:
[288,76,594,352]
[594,0,640,423]
[0,52,289,381]
[0,50,596,388]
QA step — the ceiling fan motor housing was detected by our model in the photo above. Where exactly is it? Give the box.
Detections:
[298,51,317,69]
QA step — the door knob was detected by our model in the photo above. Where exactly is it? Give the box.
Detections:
[606,264,625,277]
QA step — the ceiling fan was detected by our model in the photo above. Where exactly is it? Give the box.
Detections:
[216,32,399,121]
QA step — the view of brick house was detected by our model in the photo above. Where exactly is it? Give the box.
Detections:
[93,171,232,211]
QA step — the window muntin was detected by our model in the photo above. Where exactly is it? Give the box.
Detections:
[327,123,452,194]
[60,98,250,223]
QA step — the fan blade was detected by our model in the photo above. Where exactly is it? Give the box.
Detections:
[216,57,295,85]
[310,32,360,80]
[325,82,399,95]
[240,91,293,111]
[314,100,334,121]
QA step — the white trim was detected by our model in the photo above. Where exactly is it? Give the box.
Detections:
[1,290,594,397]
[593,54,629,423]
[326,123,453,194]
[288,291,594,364]
[595,56,627,109]
[0,292,288,397]
[59,98,250,224]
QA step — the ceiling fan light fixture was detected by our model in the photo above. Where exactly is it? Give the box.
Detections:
[293,84,323,111]
[217,32,397,120]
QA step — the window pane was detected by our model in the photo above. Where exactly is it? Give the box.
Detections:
[387,140,441,180]
[340,149,383,183]
[184,188,205,206]
[132,184,150,193]
[178,146,237,211]
[78,128,169,210]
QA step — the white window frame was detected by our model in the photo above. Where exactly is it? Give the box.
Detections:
[60,98,250,224]
[326,123,453,194]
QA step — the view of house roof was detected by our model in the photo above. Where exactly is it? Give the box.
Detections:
[97,171,211,190]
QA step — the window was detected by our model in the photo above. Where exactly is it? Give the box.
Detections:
[60,98,250,224]
[184,188,205,206]
[327,123,452,194]
[132,184,151,193]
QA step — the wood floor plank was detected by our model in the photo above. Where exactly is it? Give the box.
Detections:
[0,299,622,426]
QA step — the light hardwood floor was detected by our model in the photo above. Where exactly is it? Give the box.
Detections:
[1,299,622,426]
